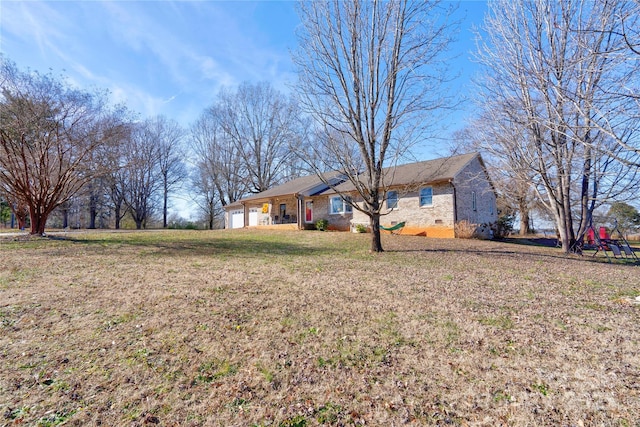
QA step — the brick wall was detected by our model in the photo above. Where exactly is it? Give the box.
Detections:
[453,156,497,229]
[310,196,352,231]
[350,184,456,237]
[349,157,497,238]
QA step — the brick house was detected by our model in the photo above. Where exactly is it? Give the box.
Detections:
[224,152,497,238]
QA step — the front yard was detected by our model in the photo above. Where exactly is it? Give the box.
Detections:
[0,230,638,426]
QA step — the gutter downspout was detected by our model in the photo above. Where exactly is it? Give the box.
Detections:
[450,179,458,225]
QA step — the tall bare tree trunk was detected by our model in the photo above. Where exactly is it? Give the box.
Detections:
[293,1,456,252]
[29,205,48,235]
[89,192,98,229]
[163,181,169,228]
[518,205,530,236]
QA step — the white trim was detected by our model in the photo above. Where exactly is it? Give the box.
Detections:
[419,186,433,207]
[387,190,398,210]
[329,195,353,215]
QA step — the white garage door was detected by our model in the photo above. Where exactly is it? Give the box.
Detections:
[230,210,244,229]
[248,208,258,227]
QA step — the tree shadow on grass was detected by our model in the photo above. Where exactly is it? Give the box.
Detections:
[384,237,640,267]
[49,233,342,259]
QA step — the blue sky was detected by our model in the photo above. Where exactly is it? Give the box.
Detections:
[1,1,488,218]
[1,1,488,139]
[1,1,303,126]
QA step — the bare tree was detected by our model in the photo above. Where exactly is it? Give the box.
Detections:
[81,110,131,229]
[145,116,187,228]
[0,194,12,228]
[475,0,640,253]
[0,191,28,229]
[0,58,124,235]
[121,121,163,229]
[108,170,128,229]
[102,125,131,230]
[293,0,457,252]
[190,163,223,230]
[191,105,248,220]
[216,81,303,193]
[617,2,640,58]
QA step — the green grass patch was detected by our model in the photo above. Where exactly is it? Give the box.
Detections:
[478,314,515,330]
[195,358,238,384]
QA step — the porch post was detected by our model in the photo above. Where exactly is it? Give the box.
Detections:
[297,195,303,230]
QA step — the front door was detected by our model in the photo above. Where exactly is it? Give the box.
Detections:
[305,200,313,223]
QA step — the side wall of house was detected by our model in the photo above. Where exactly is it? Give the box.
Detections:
[454,156,497,235]
[308,196,352,231]
[351,183,456,238]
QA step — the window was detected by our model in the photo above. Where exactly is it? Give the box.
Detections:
[472,191,477,211]
[387,191,398,209]
[329,196,353,214]
[419,187,433,207]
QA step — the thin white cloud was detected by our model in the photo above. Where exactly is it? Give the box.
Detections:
[100,1,199,86]
[163,94,178,104]
[1,0,300,125]
[98,0,293,89]
[109,82,169,118]
[2,1,67,60]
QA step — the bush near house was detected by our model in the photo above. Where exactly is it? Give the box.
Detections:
[315,218,328,231]
[355,223,368,233]
[454,220,479,239]
[496,214,515,238]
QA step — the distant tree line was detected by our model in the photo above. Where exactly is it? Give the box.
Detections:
[0,58,188,233]
[0,56,307,233]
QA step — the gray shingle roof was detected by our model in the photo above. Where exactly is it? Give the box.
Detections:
[385,152,479,185]
[226,152,481,207]
[320,152,480,194]
[226,170,344,208]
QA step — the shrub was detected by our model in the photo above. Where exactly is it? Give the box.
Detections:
[315,219,329,231]
[168,219,200,230]
[455,220,478,239]
[492,214,514,239]
[355,223,368,233]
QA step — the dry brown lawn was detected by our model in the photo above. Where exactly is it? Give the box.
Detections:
[0,229,638,426]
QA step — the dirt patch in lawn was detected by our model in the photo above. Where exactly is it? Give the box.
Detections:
[1,230,638,426]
